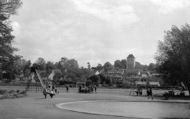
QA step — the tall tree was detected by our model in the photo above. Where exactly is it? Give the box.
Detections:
[13,56,29,75]
[96,63,103,71]
[114,60,122,69]
[156,24,190,94]
[0,0,22,79]
[46,61,55,72]
[0,0,22,16]
[148,63,157,72]
[56,57,81,82]
[103,62,113,73]
[120,59,127,69]
[35,57,46,70]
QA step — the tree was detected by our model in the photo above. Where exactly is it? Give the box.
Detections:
[103,62,113,73]
[87,62,91,70]
[22,60,31,77]
[35,57,46,70]
[67,59,79,69]
[114,60,122,69]
[0,0,22,79]
[0,0,22,16]
[148,63,157,72]
[96,63,103,71]
[120,59,127,69]
[46,61,55,72]
[156,24,190,94]
[55,57,82,82]
[13,56,30,75]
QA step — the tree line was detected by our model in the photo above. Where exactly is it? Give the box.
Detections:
[1,56,155,83]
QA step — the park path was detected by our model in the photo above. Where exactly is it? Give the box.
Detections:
[0,88,190,119]
[0,92,147,119]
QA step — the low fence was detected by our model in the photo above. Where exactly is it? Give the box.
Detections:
[0,83,66,93]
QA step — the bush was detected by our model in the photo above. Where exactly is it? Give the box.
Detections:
[0,89,7,94]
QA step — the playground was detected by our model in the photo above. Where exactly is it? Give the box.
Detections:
[0,62,190,119]
[0,87,190,119]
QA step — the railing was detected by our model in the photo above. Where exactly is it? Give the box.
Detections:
[0,83,67,93]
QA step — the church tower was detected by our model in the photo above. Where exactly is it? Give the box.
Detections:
[126,54,135,70]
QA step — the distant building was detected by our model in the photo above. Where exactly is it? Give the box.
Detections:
[126,54,135,70]
[103,54,162,87]
[106,69,124,82]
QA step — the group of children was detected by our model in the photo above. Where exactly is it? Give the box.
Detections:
[135,87,153,100]
[78,85,97,93]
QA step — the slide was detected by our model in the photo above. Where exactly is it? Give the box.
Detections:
[35,70,46,89]
[35,70,56,95]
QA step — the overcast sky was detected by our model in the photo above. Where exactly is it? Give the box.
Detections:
[11,0,190,67]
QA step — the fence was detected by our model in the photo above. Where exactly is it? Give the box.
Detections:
[0,83,66,93]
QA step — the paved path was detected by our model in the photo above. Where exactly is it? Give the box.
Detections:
[0,93,141,119]
[0,90,190,119]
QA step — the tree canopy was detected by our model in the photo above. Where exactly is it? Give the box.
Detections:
[156,24,190,93]
[0,0,22,79]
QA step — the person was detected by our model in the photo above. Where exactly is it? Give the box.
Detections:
[78,86,82,93]
[90,86,94,93]
[135,89,139,96]
[147,87,153,100]
[43,89,47,99]
[66,85,69,92]
[94,85,97,93]
[139,87,142,96]
[136,87,142,96]
[149,87,153,100]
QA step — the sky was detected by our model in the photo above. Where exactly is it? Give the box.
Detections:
[10,0,190,67]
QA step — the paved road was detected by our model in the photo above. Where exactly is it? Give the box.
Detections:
[0,92,145,119]
[0,88,190,119]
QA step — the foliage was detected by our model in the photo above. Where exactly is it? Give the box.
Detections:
[114,60,122,69]
[120,59,127,69]
[103,62,113,73]
[94,64,103,71]
[0,0,22,80]
[0,0,22,16]
[35,57,46,70]
[113,59,127,69]
[148,63,157,72]
[156,24,190,93]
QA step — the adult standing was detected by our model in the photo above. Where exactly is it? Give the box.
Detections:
[66,85,69,92]
[147,87,153,100]
[94,85,97,93]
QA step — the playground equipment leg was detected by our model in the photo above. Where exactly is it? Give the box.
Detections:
[44,94,47,99]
